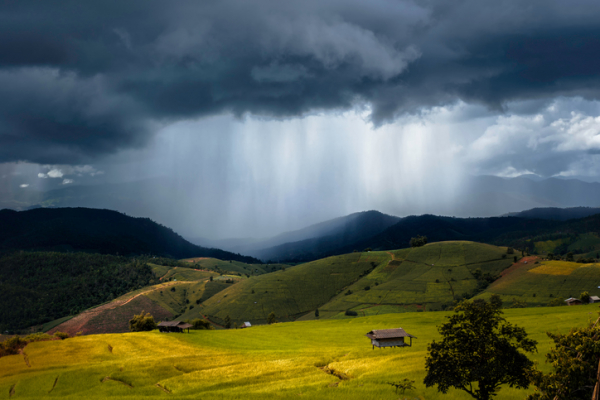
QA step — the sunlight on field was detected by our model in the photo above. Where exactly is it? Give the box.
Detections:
[529,261,579,275]
[0,306,596,399]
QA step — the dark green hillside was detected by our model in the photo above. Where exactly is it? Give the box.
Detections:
[0,252,155,332]
[200,251,390,325]
[181,257,289,276]
[0,208,259,262]
[199,241,515,325]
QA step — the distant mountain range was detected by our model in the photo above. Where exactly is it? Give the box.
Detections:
[192,206,600,262]
[4,174,600,240]
[0,208,259,262]
[503,207,600,220]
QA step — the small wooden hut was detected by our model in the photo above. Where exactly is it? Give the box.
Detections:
[590,296,600,303]
[366,328,416,349]
[565,297,583,306]
[240,322,252,328]
[158,321,193,333]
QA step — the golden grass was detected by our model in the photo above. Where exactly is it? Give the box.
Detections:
[0,306,595,399]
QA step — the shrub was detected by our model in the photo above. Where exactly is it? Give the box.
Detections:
[53,331,70,340]
[190,318,213,330]
[580,291,591,304]
[0,336,28,357]
[364,286,371,291]
[267,312,278,324]
[129,311,157,332]
[345,310,358,316]
[410,235,428,248]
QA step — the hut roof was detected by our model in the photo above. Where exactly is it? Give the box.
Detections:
[366,327,416,340]
[591,296,600,301]
[158,321,193,328]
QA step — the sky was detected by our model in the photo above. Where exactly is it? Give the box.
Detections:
[2,0,600,239]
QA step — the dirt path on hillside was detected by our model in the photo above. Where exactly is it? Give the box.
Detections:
[48,281,186,335]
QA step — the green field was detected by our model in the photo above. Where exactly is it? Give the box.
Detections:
[200,242,515,325]
[179,258,290,276]
[476,257,600,306]
[1,305,596,399]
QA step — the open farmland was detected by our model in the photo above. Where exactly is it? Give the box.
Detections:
[476,256,600,305]
[0,306,596,400]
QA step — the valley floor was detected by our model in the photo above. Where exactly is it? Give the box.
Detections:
[0,305,596,399]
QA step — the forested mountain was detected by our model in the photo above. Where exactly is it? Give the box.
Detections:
[254,212,600,262]
[0,252,155,332]
[0,208,259,262]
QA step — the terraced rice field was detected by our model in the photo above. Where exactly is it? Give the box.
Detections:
[0,306,595,400]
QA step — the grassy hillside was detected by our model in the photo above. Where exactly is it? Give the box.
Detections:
[315,241,513,319]
[476,256,600,306]
[200,242,515,325]
[200,251,389,325]
[0,306,595,399]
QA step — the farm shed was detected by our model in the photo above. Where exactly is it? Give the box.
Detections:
[366,328,416,349]
[565,297,583,306]
[158,321,193,333]
[240,322,251,328]
[590,296,600,303]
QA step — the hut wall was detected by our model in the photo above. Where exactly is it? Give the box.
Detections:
[372,338,406,347]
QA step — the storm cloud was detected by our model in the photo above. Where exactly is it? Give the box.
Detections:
[3,0,600,163]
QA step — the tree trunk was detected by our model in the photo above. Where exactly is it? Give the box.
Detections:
[592,357,600,400]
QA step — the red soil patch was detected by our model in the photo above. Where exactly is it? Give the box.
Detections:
[499,256,539,278]
[48,295,173,336]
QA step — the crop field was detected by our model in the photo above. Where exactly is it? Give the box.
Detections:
[0,305,596,400]
[309,242,513,318]
[476,257,600,306]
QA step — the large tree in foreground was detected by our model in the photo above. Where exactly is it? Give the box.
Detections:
[424,297,537,400]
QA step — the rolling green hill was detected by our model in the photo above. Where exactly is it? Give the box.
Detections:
[199,241,515,325]
[0,306,594,400]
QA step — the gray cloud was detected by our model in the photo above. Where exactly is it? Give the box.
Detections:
[2,0,600,163]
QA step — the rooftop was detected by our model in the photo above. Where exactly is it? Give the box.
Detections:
[366,328,416,340]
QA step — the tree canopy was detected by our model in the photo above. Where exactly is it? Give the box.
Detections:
[129,311,157,332]
[410,235,428,248]
[527,318,600,400]
[424,297,537,400]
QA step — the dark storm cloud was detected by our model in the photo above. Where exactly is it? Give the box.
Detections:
[2,0,600,163]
